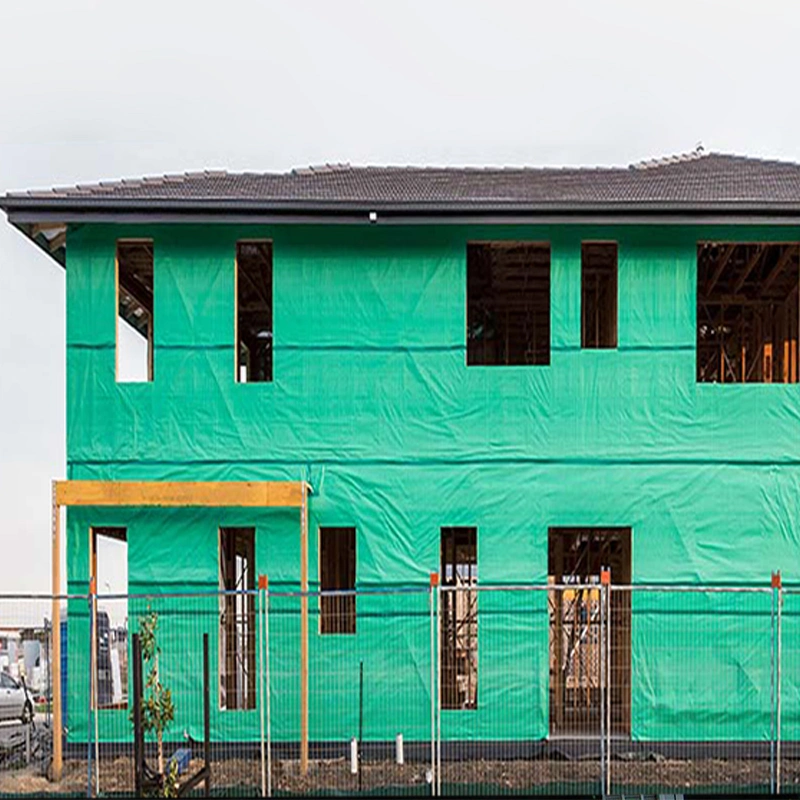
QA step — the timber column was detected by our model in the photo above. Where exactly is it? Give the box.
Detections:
[51,480,62,781]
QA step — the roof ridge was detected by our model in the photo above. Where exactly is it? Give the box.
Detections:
[310,163,628,174]
[631,146,709,170]
[291,163,353,176]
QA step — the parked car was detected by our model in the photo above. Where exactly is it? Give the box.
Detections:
[0,671,34,723]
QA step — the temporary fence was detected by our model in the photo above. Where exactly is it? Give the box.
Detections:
[0,576,797,797]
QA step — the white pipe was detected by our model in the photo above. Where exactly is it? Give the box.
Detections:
[350,738,358,774]
[436,583,441,797]
[396,733,404,765]
[429,582,435,795]
[265,588,272,798]
[92,592,100,796]
[606,576,612,795]
[777,586,783,793]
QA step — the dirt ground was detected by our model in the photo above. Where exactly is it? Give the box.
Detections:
[2,755,799,796]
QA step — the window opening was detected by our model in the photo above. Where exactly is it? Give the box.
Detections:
[219,527,256,710]
[116,240,154,382]
[90,527,128,709]
[581,242,618,348]
[440,526,477,709]
[697,243,799,383]
[236,241,273,382]
[319,527,356,634]
[467,242,550,365]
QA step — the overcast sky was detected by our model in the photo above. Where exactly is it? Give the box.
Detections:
[2,0,800,593]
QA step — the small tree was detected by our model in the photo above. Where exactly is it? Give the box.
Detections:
[132,611,176,796]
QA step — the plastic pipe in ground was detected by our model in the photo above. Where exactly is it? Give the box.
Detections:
[350,738,358,774]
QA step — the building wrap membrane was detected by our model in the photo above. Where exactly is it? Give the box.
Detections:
[62,222,800,744]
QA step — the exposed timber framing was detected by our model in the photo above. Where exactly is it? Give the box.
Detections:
[49,479,312,782]
[697,242,800,384]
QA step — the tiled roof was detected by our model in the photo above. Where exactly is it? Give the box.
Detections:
[5,151,800,212]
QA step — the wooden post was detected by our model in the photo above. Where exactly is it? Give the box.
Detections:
[764,342,774,383]
[300,482,309,774]
[51,482,62,781]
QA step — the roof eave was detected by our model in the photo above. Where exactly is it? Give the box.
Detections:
[5,196,800,221]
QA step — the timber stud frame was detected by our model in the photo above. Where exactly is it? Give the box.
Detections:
[50,479,312,781]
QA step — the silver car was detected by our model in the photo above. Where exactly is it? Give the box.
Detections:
[0,672,34,723]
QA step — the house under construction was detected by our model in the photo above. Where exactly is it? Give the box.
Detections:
[3,149,800,762]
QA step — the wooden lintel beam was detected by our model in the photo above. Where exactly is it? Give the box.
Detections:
[54,480,307,508]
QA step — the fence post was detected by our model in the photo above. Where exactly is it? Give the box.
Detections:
[429,573,438,796]
[599,571,605,797]
[436,578,442,798]
[771,573,777,795]
[87,578,95,798]
[132,634,143,799]
[601,567,612,797]
[776,571,783,794]
[258,575,269,797]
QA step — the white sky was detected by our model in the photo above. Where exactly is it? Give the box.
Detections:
[2,0,800,593]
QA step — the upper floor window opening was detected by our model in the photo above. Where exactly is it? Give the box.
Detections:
[581,242,618,349]
[116,240,154,382]
[697,242,800,383]
[467,242,551,366]
[236,241,273,383]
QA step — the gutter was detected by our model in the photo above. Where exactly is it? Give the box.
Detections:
[5,195,800,215]
[4,197,800,227]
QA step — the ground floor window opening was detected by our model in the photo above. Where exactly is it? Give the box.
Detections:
[219,527,256,710]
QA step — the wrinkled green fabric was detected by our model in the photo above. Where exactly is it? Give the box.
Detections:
[63,223,800,744]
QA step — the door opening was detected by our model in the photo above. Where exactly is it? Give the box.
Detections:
[548,527,631,736]
[90,527,128,709]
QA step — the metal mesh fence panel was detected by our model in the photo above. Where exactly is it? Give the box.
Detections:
[780,588,800,795]
[438,585,599,797]
[270,587,435,796]
[611,586,774,796]
[1,584,797,797]
[91,592,260,797]
[0,596,66,795]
